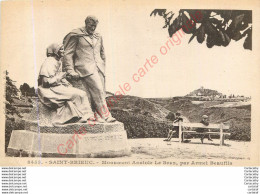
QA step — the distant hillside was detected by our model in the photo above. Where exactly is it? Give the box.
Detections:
[108,94,251,141]
[186,87,222,97]
[107,95,173,120]
[107,95,175,138]
[150,97,251,141]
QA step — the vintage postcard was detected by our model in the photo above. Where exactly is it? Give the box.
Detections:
[0,0,259,166]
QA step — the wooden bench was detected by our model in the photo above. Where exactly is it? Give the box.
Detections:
[173,122,230,146]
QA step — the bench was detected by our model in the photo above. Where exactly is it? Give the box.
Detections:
[173,122,230,146]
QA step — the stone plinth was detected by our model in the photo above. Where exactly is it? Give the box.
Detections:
[7,121,131,158]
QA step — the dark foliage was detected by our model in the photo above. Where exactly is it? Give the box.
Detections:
[111,109,172,139]
[5,71,25,152]
[5,71,20,117]
[151,9,252,50]
[20,83,36,97]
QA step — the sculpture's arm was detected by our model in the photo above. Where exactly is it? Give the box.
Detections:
[41,72,66,87]
[63,36,78,75]
[100,36,106,63]
[42,76,58,87]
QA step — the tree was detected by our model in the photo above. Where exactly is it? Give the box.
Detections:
[20,83,36,97]
[150,9,252,50]
[20,83,30,96]
[5,71,20,116]
[29,87,36,97]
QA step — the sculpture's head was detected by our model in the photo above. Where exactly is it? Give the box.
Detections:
[46,43,64,59]
[58,46,64,57]
[85,15,99,35]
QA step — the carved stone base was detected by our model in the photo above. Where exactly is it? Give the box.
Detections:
[7,121,131,158]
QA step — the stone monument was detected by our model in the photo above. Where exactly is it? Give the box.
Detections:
[7,15,130,158]
[7,101,131,157]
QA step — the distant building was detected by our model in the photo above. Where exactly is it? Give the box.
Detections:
[186,87,249,102]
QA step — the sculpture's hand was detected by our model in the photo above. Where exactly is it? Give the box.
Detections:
[67,71,80,80]
[61,78,71,87]
[55,72,67,83]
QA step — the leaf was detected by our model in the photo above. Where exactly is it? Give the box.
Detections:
[197,24,206,43]
[188,33,196,43]
[166,14,174,21]
[218,30,225,42]
[222,32,231,47]
[205,21,218,35]
[206,26,223,48]
[230,14,245,30]
[150,9,167,17]
[181,13,196,34]
[168,15,182,37]
[214,34,222,46]
[243,37,252,50]
[215,30,230,46]
[243,28,252,50]
[164,13,174,27]
[232,31,244,41]
[206,35,215,48]
[188,10,203,23]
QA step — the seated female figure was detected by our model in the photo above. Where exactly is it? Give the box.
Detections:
[38,43,94,126]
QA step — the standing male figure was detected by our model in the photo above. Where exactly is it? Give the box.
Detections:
[63,15,116,123]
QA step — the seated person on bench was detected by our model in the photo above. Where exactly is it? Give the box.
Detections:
[164,112,184,142]
[196,115,213,143]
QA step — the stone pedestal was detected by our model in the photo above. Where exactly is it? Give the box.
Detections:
[7,100,130,158]
[7,121,131,158]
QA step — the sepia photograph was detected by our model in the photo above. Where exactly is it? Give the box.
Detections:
[0,0,259,166]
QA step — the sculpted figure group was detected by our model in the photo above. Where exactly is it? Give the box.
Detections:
[38,16,116,126]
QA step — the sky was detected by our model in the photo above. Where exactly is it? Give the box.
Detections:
[1,0,258,98]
